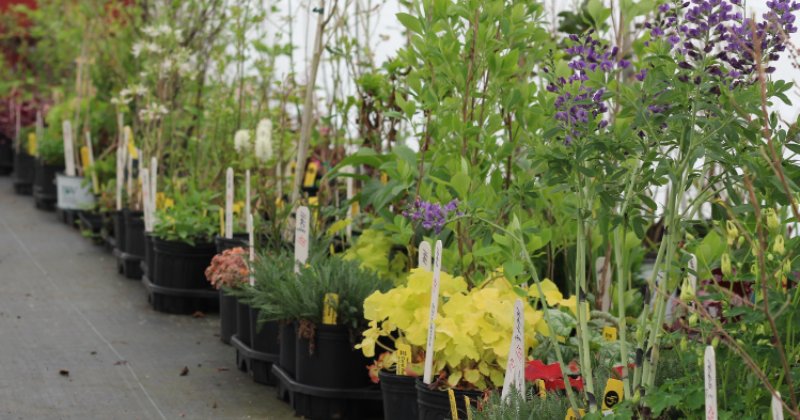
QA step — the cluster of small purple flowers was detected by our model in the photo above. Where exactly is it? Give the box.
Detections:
[404,198,460,234]
[646,0,800,87]
[547,32,626,145]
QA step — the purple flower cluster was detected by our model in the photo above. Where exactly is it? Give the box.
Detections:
[404,198,460,234]
[646,0,800,88]
[546,32,625,145]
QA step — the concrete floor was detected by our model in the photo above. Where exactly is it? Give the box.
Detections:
[0,177,295,420]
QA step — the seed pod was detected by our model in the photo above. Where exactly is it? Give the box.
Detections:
[737,235,745,249]
[726,220,738,246]
[783,260,791,275]
[689,313,699,327]
[680,337,688,351]
[680,278,695,302]
[765,208,779,232]
[721,253,732,277]
[773,236,785,256]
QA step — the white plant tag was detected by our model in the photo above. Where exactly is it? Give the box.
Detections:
[141,169,151,232]
[418,240,433,272]
[343,166,354,241]
[423,240,443,384]
[294,206,310,274]
[115,140,125,211]
[688,253,698,292]
[150,157,158,226]
[772,392,784,420]
[248,213,255,287]
[501,299,525,400]
[225,167,234,239]
[245,169,251,220]
[34,111,44,153]
[705,346,717,420]
[62,120,76,176]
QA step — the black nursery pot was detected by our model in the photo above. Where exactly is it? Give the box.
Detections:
[219,290,237,345]
[0,138,13,175]
[147,238,218,314]
[415,379,482,420]
[236,301,252,346]
[249,307,279,355]
[113,210,127,253]
[12,149,34,194]
[214,234,249,254]
[143,233,155,278]
[295,324,371,389]
[278,321,297,377]
[123,209,145,258]
[380,370,419,420]
[33,159,63,209]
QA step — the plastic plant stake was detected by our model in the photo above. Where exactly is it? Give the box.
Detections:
[225,167,233,239]
[62,120,76,177]
[501,299,525,400]
[418,240,432,272]
[150,158,157,227]
[772,392,783,420]
[705,346,717,420]
[395,342,411,376]
[294,206,310,274]
[141,169,151,232]
[245,170,251,219]
[448,388,458,420]
[248,213,255,287]
[422,240,443,384]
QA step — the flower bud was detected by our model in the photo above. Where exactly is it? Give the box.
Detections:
[686,232,695,241]
[721,253,732,277]
[773,236,785,256]
[765,208,780,232]
[726,221,739,246]
[711,336,720,348]
[680,337,688,351]
[680,278,695,302]
[737,235,745,249]
[783,260,791,275]
[768,253,775,262]
[750,263,758,275]
[689,313,699,327]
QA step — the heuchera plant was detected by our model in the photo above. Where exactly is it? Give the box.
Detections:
[205,247,249,290]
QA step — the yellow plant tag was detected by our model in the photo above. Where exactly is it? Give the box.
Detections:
[535,379,546,399]
[322,293,339,325]
[602,378,624,411]
[565,408,585,420]
[395,343,411,376]
[219,208,224,237]
[27,132,37,156]
[275,196,284,211]
[603,326,618,342]
[303,162,318,187]
[308,196,319,206]
[464,396,472,420]
[80,146,90,168]
[448,389,458,420]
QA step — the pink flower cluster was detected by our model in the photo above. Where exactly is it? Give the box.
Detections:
[205,247,249,289]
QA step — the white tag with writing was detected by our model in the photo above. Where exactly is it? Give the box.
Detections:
[141,169,151,232]
[501,299,525,400]
[772,392,784,420]
[245,169,251,219]
[423,240,443,384]
[248,213,255,287]
[225,167,234,239]
[418,241,433,271]
[705,346,717,420]
[294,206,310,274]
[62,120,76,176]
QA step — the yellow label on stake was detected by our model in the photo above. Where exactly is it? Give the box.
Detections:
[464,396,472,420]
[219,208,225,237]
[303,162,318,187]
[322,293,339,325]
[395,342,411,376]
[27,133,37,156]
[448,389,459,420]
[308,196,319,206]
[603,326,618,342]
[565,408,586,420]
[535,379,546,399]
[80,146,90,168]
[602,378,624,411]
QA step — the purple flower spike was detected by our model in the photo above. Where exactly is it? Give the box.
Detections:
[404,199,460,234]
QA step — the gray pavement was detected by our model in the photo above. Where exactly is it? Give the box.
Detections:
[0,177,295,420]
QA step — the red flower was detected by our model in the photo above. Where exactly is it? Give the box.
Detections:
[524,360,584,392]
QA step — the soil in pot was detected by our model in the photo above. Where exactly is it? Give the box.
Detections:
[219,290,237,345]
[148,237,218,314]
[295,323,371,389]
[415,379,482,420]
[278,321,297,378]
[380,370,419,420]
[214,234,249,254]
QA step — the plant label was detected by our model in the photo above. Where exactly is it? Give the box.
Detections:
[395,342,411,376]
[303,161,318,188]
[772,392,783,420]
[705,346,717,420]
[535,379,546,399]
[225,168,234,239]
[116,137,126,211]
[141,169,151,232]
[464,396,473,420]
[501,299,525,401]
[84,131,99,194]
[423,240,443,384]
[34,111,43,154]
[343,165,354,241]
[418,240,433,271]
[150,157,158,214]
[322,293,339,325]
[447,388,458,420]
[565,408,585,420]
[602,378,624,411]
[245,169,251,219]
[688,253,698,293]
[294,206,310,274]
[27,132,37,156]
[248,213,255,287]
[602,326,618,342]
[62,120,76,176]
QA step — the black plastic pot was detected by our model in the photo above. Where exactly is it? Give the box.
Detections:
[295,324,371,389]
[278,321,297,378]
[236,301,252,347]
[245,307,280,385]
[33,159,63,210]
[12,149,34,194]
[214,234,249,254]
[0,138,12,175]
[123,210,145,258]
[219,290,237,345]
[144,237,218,314]
[79,211,104,242]
[143,233,155,279]
[380,371,418,420]
[112,210,126,253]
[415,379,482,420]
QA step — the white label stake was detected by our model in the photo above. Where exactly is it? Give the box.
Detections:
[141,169,151,232]
[418,241,432,272]
[115,140,125,211]
[294,206,310,274]
[501,299,525,400]
[150,157,158,226]
[248,213,255,287]
[705,346,717,420]
[225,168,234,239]
[772,392,784,420]
[62,120,76,176]
[688,253,698,292]
[423,240,443,384]
[245,169,251,220]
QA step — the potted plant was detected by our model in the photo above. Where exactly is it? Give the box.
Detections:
[32,128,64,210]
[11,127,36,194]
[205,247,250,344]
[148,187,219,314]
